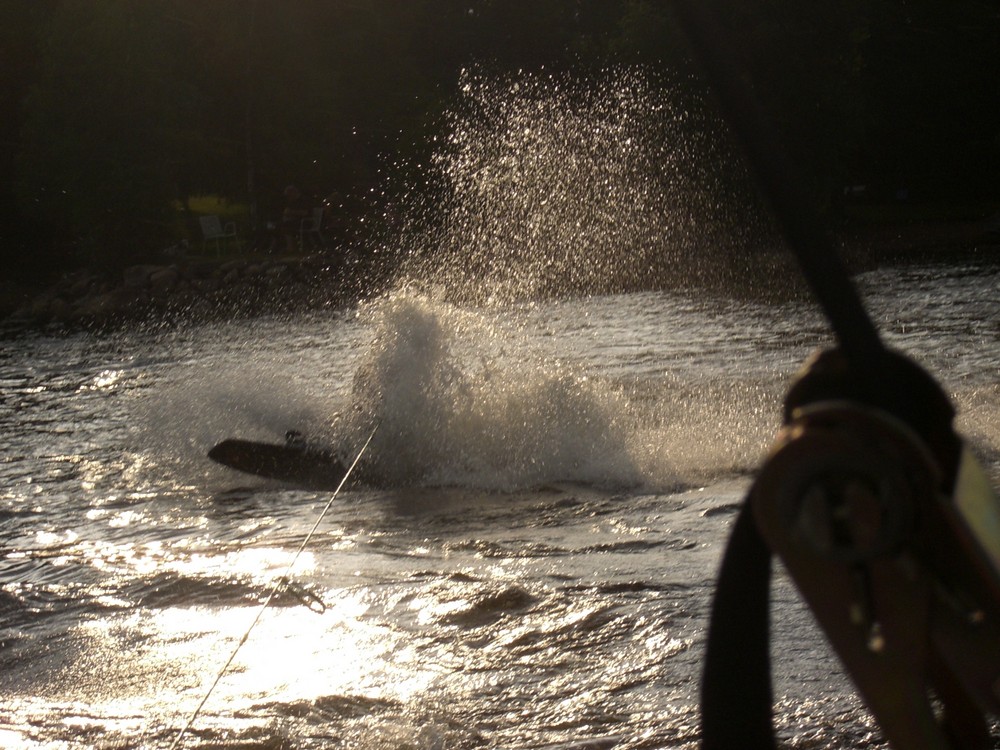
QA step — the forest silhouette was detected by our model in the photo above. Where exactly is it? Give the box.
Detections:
[1,1,997,283]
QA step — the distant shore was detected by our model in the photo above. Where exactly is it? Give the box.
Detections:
[3,217,999,335]
[838,215,1000,265]
[0,248,389,334]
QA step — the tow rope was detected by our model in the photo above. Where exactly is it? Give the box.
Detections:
[168,421,379,750]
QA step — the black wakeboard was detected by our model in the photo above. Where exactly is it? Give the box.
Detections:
[208,436,349,490]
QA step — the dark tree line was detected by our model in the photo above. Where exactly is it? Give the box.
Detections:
[2,0,998,283]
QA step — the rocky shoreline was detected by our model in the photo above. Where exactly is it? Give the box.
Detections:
[3,218,998,335]
[2,251,386,333]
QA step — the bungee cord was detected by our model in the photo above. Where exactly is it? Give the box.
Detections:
[167,420,380,750]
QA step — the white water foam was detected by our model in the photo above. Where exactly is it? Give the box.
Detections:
[340,291,652,490]
[335,291,778,491]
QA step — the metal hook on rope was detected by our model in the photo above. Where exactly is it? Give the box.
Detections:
[279,576,327,614]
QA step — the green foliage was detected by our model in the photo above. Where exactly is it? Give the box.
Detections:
[610,1,683,66]
[699,0,872,207]
[16,1,202,268]
[857,0,1000,200]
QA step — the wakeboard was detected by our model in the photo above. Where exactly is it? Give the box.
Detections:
[208,435,350,490]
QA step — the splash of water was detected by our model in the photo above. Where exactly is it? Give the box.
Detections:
[136,70,778,493]
[337,69,773,487]
[389,67,763,302]
[341,291,650,490]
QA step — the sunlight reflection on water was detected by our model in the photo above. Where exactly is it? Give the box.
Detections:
[2,259,997,748]
[46,589,439,731]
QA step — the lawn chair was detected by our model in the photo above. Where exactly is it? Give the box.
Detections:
[299,206,325,251]
[199,215,240,255]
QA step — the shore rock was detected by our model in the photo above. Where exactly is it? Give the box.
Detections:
[5,218,998,334]
[5,249,378,331]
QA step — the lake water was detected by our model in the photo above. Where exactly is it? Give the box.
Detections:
[1,259,999,749]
